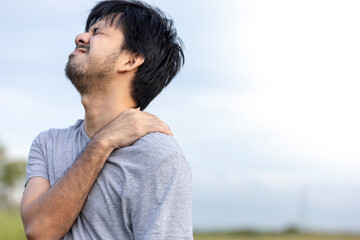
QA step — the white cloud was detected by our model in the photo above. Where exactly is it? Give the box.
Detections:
[192,0,360,168]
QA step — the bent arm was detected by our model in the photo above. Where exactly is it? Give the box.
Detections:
[21,108,173,240]
[21,139,112,240]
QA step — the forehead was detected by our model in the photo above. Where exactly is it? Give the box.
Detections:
[90,18,113,30]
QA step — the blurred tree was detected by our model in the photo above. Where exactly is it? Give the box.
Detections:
[0,144,6,165]
[1,161,26,188]
[0,142,26,207]
[0,144,8,185]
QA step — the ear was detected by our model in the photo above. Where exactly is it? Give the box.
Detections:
[117,53,145,73]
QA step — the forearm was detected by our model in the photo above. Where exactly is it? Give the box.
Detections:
[22,138,112,240]
[21,108,172,239]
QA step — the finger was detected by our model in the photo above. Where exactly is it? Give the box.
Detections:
[159,123,173,136]
[141,113,158,121]
[141,111,156,118]
[120,108,136,116]
[166,126,174,136]
[168,126,174,136]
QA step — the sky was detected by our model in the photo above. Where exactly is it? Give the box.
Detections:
[1,0,359,233]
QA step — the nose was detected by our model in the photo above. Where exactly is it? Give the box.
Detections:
[75,32,90,46]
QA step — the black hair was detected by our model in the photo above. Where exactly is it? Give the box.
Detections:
[86,0,184,110]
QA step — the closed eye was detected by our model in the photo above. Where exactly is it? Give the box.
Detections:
[91,27,99,35]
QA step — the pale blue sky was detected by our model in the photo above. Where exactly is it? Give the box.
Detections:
[1,0,359,232]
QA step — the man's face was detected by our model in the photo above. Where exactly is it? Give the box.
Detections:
[65,18,125,95]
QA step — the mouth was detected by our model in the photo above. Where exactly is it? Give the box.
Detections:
[74,48,86,53]
[74,44,89,54]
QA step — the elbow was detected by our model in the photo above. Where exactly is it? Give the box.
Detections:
[25,227,61,240]
[24,226,41,240]
[21,212,44,240]
[23,221,62,240]
[21,211,38,240]
[25,228,38,240]
[24,225,49,240]
[21,209,59,240]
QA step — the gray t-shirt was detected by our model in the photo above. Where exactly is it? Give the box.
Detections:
[26,120,193,240]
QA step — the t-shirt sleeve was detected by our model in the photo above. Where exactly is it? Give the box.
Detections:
[25,132,49,186]
[131,154,193,240]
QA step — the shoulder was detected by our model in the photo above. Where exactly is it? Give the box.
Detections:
[33,120,84,141]
[135,132,185,163]
[137,132,184,156]
[111,132,189,173]
[31,120,84,149]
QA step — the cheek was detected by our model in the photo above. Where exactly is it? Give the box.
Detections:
[88,38,120,62]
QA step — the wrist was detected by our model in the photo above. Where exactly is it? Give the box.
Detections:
[90,134,113,155]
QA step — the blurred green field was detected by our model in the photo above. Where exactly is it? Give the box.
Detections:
[1,209,360,240]
[194,233,360,240]
[0,209,26,240]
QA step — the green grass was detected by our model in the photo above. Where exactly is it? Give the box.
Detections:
[194,233,360,240]
[0,209,26,240]
[1,209,360,240]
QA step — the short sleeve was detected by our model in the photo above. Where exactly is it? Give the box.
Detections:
[131,155,193,240]
[25,132,49,187]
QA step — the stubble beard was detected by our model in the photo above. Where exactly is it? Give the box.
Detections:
[65,52,119,96]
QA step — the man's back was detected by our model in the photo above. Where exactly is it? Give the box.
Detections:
[27,120,192,239]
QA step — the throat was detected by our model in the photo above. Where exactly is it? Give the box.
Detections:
[81,94,136,138]
[82,97,113,138]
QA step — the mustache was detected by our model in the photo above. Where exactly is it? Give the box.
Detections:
[76,44,90,52]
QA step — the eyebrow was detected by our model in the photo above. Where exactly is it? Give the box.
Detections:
[89,22,105,32]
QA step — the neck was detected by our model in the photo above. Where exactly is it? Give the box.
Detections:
[82,85,136,138]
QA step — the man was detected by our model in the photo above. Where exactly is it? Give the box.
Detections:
[20,1,192,239]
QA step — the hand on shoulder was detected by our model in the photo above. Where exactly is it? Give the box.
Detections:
[93,108,173,151]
